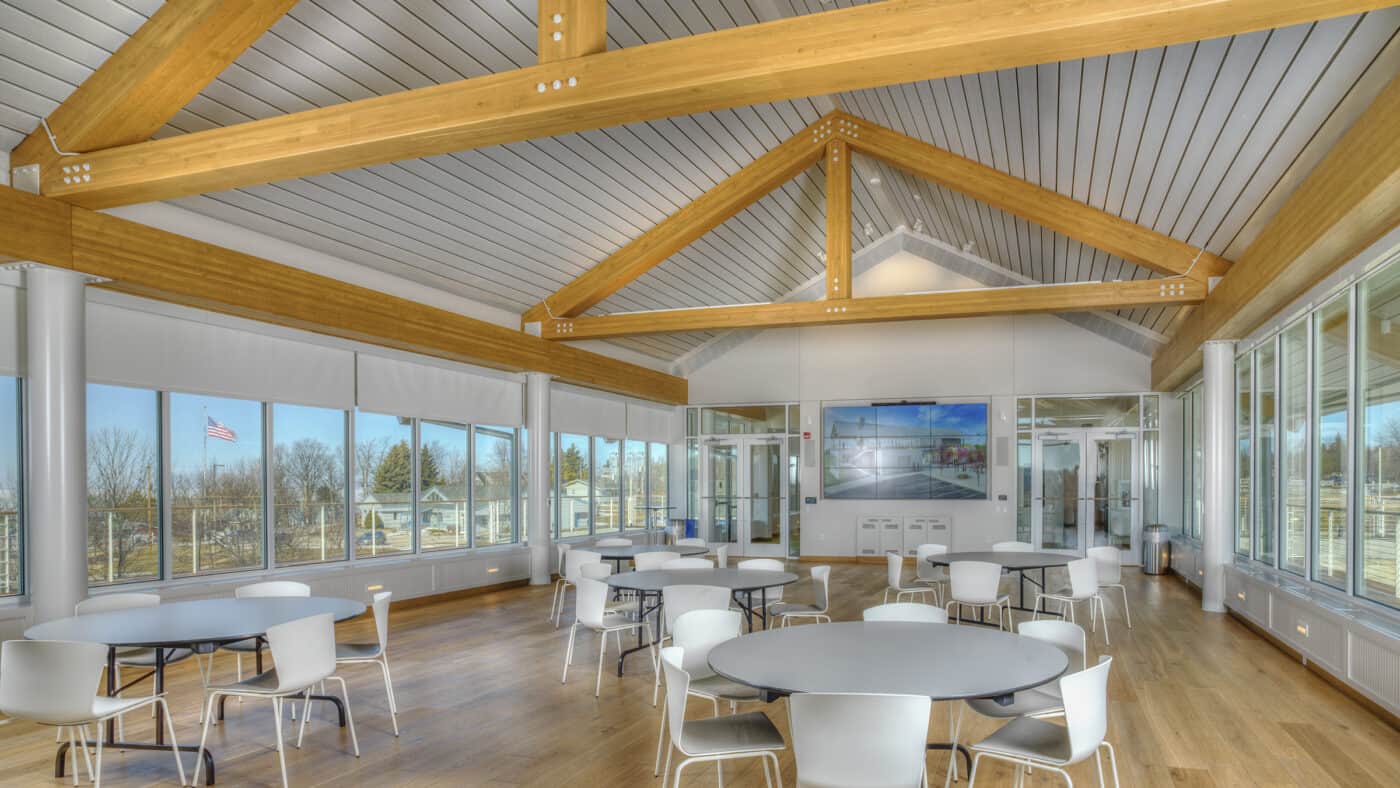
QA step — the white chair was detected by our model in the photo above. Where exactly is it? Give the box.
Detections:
[675,537,707,548]
[1087,546,1132,629]
[967,657,1119,788]
[992,541,1034,552]
[652,586,734,706]
[561,578,655,697]
[193,613,359,788]
[326,591,399,737]
[663,557,715,569]
[884,551,934,604]
[0,639,187,788]
[634,551,681,571]
[223,581,312,684]
[579,562,633,613]
[553,548,602,627]
[915,544,949,606]
[964,620,1086,721]
[772,565,831,627]
[737,558,786,624]
[789,692,931,788]
[863,602,948,624]
[595,537,632,547]
[75,593,201,732]
[1034,557,1110,644]
[946,561,1012,630]
[549,542,572,620]
[715,544,731,568]
[656,646,784,788]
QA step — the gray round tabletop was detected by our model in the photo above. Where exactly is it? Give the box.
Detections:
[24,596,367,649]
[927,550,1074,571]
[591,544,710,561]
[607,567,799,593]
[710,621,1067,700]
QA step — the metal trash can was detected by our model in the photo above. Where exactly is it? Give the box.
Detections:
[1143,524,1170,575]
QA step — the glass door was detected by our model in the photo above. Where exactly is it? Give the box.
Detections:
[703,441,738,545]
[745,439,787,557]
[1034,433,1085,553]
[1086,429,1140,560]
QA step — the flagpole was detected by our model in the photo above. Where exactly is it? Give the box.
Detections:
[199,405,206,574]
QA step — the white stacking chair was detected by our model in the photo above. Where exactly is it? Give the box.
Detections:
[223,581,312,684]
[772,565,831,626]
[656,646,785,788]
[967,657,1119,788]
[595,537,633,547]
[737,558,786,624]
[553,548,602,627]
[915,543,949,606]
[992,541,1034,552]
[634,551,681,571]
[561,578,655,697]
[549,542,572,620]
[964,620,1086,721]
[789,692,931,788]
[885,551,934,604]
[675,537,707,548]
[325,591,399,737]
[946,561,1012,630]
[579,562,632,614]
[194,613,359,788]
[863,602,948,624]
[652,586,734,706]
[715,544,731,568]
[0,639,187,788]
[1034,557,1110,644]
[664,557,715,569]
[75,593,201,732]
[1087,546,1132,629]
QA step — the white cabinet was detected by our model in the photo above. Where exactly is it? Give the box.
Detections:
[904,515,951,556]
[879,517,905,554]
[856,517,884,557]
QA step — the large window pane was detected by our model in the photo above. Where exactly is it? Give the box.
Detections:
[87,384,160,585]
[1255,343,1277,563]
[593,437,621,533]
[1034,396,1140,429]
[0,377,21,596]
[354,411,414,558]
[418,420,467,552]
[1360,267,1400,609]
[474,426,515,546]
[648,443,669,529]
[1316,295,1349,589]
[550,434,559,538]
[701,405,787,435]
[272,404,347,566]
[1236,355,1252,556]
[1016,433,1032,542]
[171,393,264,576]
[624,439,646,530]
[1280,322,1309,575]
[1191,388,1204,540]
[558,434,590,538]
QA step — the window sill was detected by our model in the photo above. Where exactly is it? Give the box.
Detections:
[1229,560,1400,638]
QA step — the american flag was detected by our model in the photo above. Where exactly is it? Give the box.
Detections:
[206,417,237,443]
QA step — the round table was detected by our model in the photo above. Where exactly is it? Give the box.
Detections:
[605,568,798,675]
[591,543,709,571]
[928,550,1073,620]
[709,621,1068,784]
[26,596,366,785]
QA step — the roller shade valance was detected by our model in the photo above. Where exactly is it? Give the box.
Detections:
[626,401,680,442]
[550,383,626,437]
[356,353,523,427]
[0,286,19,377]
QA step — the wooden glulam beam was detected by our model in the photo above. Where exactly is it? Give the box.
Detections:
[0,186,686,405]
[35,0,1390,209]
[826,138,852,300]
[10,0,297,173]
[841,114,1232,281]
[1152,72,1400,391]
[538,0,608,63]
[542,278,1206,339]
[523,114,830,322]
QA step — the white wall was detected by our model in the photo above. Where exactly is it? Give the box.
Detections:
[685,251,1154,556]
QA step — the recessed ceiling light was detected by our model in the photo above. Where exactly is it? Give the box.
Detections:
[869,176,881,185]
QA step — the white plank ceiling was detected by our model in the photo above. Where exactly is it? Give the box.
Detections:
[1,1,1397,364]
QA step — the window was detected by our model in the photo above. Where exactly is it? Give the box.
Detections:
[701,405,787,435]
[1235,355,1252,556]
[354,411,413,558]
[87,384,161,585]
[558,434,590,538]
[271,404,347,566]
[624,440,646,530]
[518,428,529,541]
[474,426,515,546]
[593,437,621,533]
[1255,343,1277,563]
[418,420,468,552]
[170,393,265,577]
[1142,395,1160,527]
[1033,396,1140,429]
[1187,387,1204,539]
[1360,266,1400,609]
[1280,322,1309,575]
[0,377,21,597]
[648,442,669,530]
[787,435,801,557]
[1016,432,1032,542]
[1315,295,1349,589]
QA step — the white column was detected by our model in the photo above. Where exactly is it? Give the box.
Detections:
[24,266,89,622]
[1201,339,1236,613]
[526,372,552,585]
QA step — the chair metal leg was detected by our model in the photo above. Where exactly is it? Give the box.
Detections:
[654,695,668,776]
[945,702,964,785]
[595,631,608,697]
[561,625,578,684]
[156,697,187,787]
[1102,741,1120,787]
[377,656,400,736]
[330,676,360,757]
[297,689,312,748]
[93,728,104,788]
[192,693,219,786]
[272,697,289,788]
[966,752,983,787]
[1118,586,1132,629]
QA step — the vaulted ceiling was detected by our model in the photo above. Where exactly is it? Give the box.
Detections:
[3,1,1397,366]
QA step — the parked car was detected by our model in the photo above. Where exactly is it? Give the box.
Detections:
[357,530,389,546]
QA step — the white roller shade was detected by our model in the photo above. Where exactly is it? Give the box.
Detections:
[551,384,626,437]
[86,302,356,409]
[0,286,19,376]
[356,353,523,426]
[626,401,680,442]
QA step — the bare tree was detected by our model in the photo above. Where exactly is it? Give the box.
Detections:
[87,427,157,581]
[355,435,390,495]
[273,438,343,560]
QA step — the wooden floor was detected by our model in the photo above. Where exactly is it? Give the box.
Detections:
[2,563,1398,787]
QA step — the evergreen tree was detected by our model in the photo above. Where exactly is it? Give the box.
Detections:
[560,443,587,483]
[418,445,444,489]
[373,440,413,493]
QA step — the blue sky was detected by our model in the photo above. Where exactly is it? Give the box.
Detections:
[824,403,987,439]
[0,378,17,497]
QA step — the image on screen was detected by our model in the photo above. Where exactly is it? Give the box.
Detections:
[822,402,988,500]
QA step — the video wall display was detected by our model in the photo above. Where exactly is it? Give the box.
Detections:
[823,402,988,500]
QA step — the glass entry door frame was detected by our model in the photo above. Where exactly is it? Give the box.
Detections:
[1032,432,1086,556]
[1031,429,1142,561]
[701,436,789,558]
